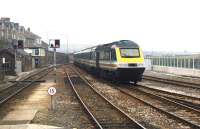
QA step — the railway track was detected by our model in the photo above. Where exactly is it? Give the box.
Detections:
[143,75,200,90]
[73,65,199,129]
[65,67,146,129]
[136,85,200,110]
[116,86,200,129]
[0,67,52,106]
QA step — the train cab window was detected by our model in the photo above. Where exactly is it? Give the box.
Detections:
[120,48,140,58]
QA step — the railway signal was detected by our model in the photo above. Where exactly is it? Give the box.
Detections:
[55,39,60,48]
[49,39,60,48]
[17,40,24,49]
[49,39,60,83]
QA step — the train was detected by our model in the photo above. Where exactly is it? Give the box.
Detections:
[74,40,145,84]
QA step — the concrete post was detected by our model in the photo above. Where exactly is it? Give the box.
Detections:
[54,48,56,83]
[176,56,178,68]
[173,56,176,67]
[188,57,190,69]
[193,56,195,69]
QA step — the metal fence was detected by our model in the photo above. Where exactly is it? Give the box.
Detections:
[0,57,15,76]
[145,56,200,70]
[0,59,4,81]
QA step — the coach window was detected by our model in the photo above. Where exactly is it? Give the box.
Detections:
[91,52,95,60]
[105,51,110,61]
[99,51,103,60]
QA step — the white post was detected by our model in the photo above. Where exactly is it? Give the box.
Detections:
[15,49,17,73]
[54,48,56,83]
[184,56,186,68]
[177,56,178,68]
[193,56,195,69]
[174,56,176,67]
[188,57,190,68]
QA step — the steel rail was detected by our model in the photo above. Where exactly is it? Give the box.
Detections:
[137,84,200,110]
[117,87,200,129]
[0,66,52,95]
[67,67,146,129]
[66,72,103,129]
[143,75,200,90]
[162,95,200,110]
[137,84,200,100]
[0,68,52,105]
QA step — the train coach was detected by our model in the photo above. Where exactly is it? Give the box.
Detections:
[74,40,145,84]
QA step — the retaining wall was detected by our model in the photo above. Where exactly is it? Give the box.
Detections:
[152,66,200,77]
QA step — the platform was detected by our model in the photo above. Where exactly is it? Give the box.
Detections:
[144,70,200,84]
[0,67,46,92]
[0,124,64,129]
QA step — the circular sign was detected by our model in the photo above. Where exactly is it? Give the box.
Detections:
[48,87,56,95]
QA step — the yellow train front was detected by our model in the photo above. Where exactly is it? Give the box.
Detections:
[74,40,145,84]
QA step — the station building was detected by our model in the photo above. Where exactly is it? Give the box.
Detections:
[0,17,67,80]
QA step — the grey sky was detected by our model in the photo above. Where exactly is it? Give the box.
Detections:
[1,0,200,53]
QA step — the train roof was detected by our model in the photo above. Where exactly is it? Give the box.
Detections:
[74,40,139,54]
[97,40,139,49]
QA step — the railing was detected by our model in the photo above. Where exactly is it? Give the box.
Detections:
[0,61,15,76]
[145,56,200,70]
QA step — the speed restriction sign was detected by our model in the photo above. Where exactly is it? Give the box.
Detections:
[48,87,56,95]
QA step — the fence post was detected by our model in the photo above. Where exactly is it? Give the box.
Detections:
[193,56,195,69]
[177,56,179,68]
[174,56,176,67]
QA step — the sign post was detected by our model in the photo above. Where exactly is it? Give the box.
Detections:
[2,58,5,64]
[54,47,56,83]
[49,39,60,83]
[48,87,56,110]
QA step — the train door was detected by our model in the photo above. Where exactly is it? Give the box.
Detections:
[96,51,100,68]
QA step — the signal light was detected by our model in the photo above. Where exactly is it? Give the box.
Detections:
[50,43,54,48]
[55,40,60,48]
[17,40,24,49]
[49,39,60,48]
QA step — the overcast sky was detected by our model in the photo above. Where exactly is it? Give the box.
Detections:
[0,0,200,53]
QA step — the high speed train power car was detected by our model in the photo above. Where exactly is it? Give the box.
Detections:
[74,40,145,84]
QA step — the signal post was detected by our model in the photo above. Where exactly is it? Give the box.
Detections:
[49,39,60,83]
[49,39,60,110]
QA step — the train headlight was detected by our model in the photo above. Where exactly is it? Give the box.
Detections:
[137,63,145,67]
[118,63,128,67]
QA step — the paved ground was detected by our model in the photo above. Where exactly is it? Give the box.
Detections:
[0,66,93,129]
[0,124,64,129]
[144,70,200,84]
[32,67,93,129]
[0,68,42,92]
[0,68,62,128]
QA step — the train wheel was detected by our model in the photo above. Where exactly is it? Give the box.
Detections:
[133,81,138,86]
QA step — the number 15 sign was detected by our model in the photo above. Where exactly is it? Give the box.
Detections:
[48,87,56,95]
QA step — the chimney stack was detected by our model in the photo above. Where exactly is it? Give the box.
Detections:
[27,27,30,32]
